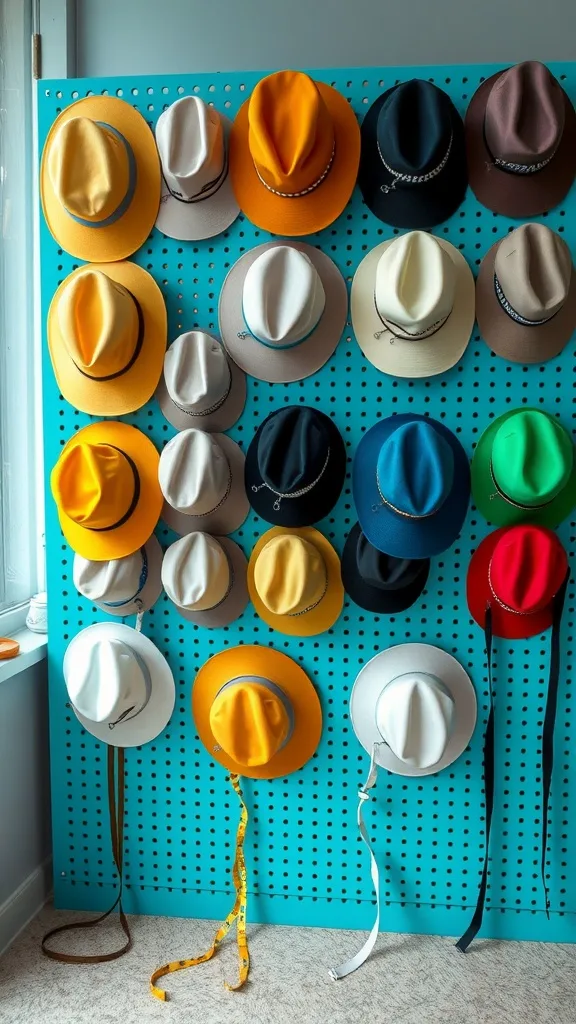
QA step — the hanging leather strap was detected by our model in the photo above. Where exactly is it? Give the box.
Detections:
[42,745,132,963]
[150,773,250,999]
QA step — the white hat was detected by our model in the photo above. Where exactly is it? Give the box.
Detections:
[155,330,246,433]
[73,535,163,616]
[351,231,475,378]
[219,241,347,383]
[155,96,239,240]
[64,622,175,747]
[158,428,248,536]
[161,532,248,627]
[350,643,477,776]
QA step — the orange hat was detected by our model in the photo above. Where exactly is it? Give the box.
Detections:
[229,70,360,236]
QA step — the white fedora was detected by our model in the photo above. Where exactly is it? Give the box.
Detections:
[63,622,175,747]
[158,428,248,536]
[351,231,475,378]
[155,96,239,240]
[162,531,248,627]
[219,241,347,383]
[155,330,246,433]
[73,535,163,616]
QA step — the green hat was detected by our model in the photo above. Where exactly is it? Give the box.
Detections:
[472,408,576,528]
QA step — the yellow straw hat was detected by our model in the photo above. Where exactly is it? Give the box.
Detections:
[193,644,322,779]
[50,421,162,560]
[248,526,343,636]
[40,96,161,261]
[47,262,167,416]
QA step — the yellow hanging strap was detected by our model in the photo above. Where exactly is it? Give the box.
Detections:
[150,773,249,999]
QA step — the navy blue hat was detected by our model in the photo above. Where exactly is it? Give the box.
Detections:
[353,414,470,558]
[358,79,467,229]
[342,522,429,613]
[245,405,347,527]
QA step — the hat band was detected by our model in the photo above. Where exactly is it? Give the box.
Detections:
[85,447,141,533]
[251,447,331,512]
[488,458,556,511]
[214,675,295,748]
[108,647,152,729]
[237,307,320,350]
[289,562,329,617]
[493,274,560,329]
[162,153,229,205]
[102,547,149,609]
[487,561,555,616]
[72,291,145,383]
[377,132,453,194]
[373,291,451,341]
[65,122,137,228]
[169,463,232,518]
[372,475,443,518]
[168,363,233,419]
[253,142,336,199]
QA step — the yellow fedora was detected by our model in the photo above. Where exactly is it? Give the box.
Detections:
[51,421,162,560]
[48,262,167,416]
[248,526,343,636]
[41,96,160,261]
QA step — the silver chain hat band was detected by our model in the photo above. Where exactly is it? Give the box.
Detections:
[377,132,453,194]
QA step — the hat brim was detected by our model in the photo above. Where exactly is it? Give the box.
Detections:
[218,241,347,383]
[41,96,161,262]
[471,407,576,528]
[86,534,164,617]
[465,71,576,217]
[169,537,249,628]
[192,644,322,779]
[350,643,477,777]
[476,240,576,364]
[341,522,430,614]
[155,115,240,241]
[351,237,475,377]
[245,410,347,526]
[56,421,163,561]
[229,81,360,236]
[358,90,468,228]
[64,622,175,747]
[156,344,247,433]
[353,414,471,559]
[247,526,344,637]
[161,433,249,536]
[48,261,167,416]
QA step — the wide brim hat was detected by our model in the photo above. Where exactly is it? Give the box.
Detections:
[219,241,347,384]
[476,237,576,364]
[64,621,175,747]
[48,261,167,416]
[465,70,576,218]
[351,237,475,378]
[155,341,246,433]
[41,95,161,262]
[74,534,164,617]
[192,644,322,779]
[161,432,249,537]
[471,408,576,528]
[350,643,477,777]
[168,537,249,628]
[341,522,430,614]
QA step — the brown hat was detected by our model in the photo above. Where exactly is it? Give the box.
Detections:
[466,61,576,217]
[476,223,576,364]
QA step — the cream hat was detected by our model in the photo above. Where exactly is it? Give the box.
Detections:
[73,535,163,616]
[161,532,248,627]
[155,330,246,432]
[351,231,475,378]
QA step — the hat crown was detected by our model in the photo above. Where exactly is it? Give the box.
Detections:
[51,442,136,530]
[162,532,230,612]
[491,410,573,507]
[248,70,335,195]
[375,232,456,336]
[48,116,130,221]
[377,421,455,518]
[159,429,229,516]
[258,406,331,493]
[485,61,565,166]
[254,534,327,616]
[209,677,292,767]
[66,637,149,724]
[490,525,568,614]
[242,246,326,348]
[157,96,225,199]
[377,79,454,175]
[376,671,455,769]
[494,224,572,322]
[164,332,230,413]
[57,269,139,378]
[356,532,424,591]
[73,548,145,604]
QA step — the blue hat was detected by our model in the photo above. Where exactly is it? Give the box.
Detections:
[353,414,470,558]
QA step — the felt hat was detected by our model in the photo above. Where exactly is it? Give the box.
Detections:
[351,231,475,377]
[229,70,360,236]
[248,526,343,637]
[48,262,167,416]
[219,241,347,384]
[476,223,576,365]
[40,95,161,261]
[358,79,467,229]
[73,535,163,616]
[156,330,246,432]
[155,96,239,241]
[51,421,162,561]
[192,644,322,779]
[353,414,470,559]
[64,621,175,747]
[466,61,576,217]
[471,408,576,528]
[161,531,248,628]
[350,643,477,777]
[342,522,429,614]
[245,406,347,527]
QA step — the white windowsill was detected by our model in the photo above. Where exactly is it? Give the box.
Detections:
[0,629,47,685]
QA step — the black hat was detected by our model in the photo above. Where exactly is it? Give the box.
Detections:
[358,79,467,229]
[245,405,347,527]
[342,522,429,613]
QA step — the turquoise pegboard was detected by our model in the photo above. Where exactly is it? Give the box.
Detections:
[39,63,576,943]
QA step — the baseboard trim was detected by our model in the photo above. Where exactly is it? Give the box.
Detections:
[0,858,52,956]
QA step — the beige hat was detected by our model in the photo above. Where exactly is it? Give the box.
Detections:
[161,531,248,627]
[155,330,246,432]
[73,535,163,616]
